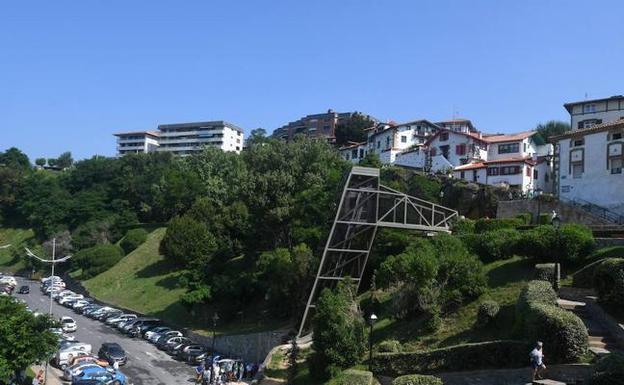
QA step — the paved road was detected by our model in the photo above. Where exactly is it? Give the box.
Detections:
[16,277,196,385]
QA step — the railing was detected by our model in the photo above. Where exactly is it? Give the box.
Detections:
[562,197,624,225]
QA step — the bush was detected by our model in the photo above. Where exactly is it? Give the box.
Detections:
[474,218,524,234]
[325,369,374,385]
[594,258,624,309]
[472,228,521,262]
[372,340,530,376]
[378,339,402,353]
[120,228,148,254]
[592,246,624,260]
[516,213,532,225]
[477,300,500,327]
[572,258,606,288]
[73,244,125,279]
[518,224,594,265]
[452,218,475,235]
[516,281,588,364]
[534,263,556,286]
[592,352,624,385]
[392,374,443,385]
[538,213,551,225]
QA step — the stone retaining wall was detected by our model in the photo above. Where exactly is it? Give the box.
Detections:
[497,200,611,225]
[187,329,288,363]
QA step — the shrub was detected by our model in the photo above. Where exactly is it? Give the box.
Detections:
[452,218,475,235]
[534,263,556,286]
[73,244,124,279]
[559,224,595,264]
[516,281,588,364]
[592,352,624,385]
[474,218,524,234]
[572,258,606,288]
[477,300,500,327]
[392,374,443,385]
[378,339,402,353]
[592,246,624,260]
[472,228,521,262]
[538,213,551,225]
[325,369,374,385]
[372,340,530,376]
[120,228,148,254]
[516,212,532,225]
[518,224,594,265]
[594,258,624,309]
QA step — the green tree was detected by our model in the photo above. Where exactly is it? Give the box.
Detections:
[120,228,149,254]
[335,113,376,146]
[35,158,46,167]
[535,120,571,142]
[47,158,57,167]
[246,128,269,146]
[0,147,30,171]
[160,215,217,267]
[73,243,124,278]
[310,282,367,379]
[359,152,382,168]
[56,151,74,169]
[0,296,58,382]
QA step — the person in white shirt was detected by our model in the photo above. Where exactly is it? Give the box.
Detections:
[530,341,546,381]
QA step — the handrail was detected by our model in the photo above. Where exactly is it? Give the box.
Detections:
[561,197,624,225]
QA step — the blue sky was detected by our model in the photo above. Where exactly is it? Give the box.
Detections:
[1,0,623,160]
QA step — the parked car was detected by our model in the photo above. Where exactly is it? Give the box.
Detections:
[72,299,93,311]
[168,342,192,356]
[63,362,103,381]
[51,328,75,342]
[59,341,92,353]
[97,310,122,321]
[61,316,78,333]
[55,348,90,370]
[60,295,85,306]
[71,366,126,385]
[143,326,170,341]
[98,343,127,366]
[0,276,17,287]
[129,319,161,337]
[17,285,29,294]
[105,314,136,326]
[156,336,190,351]
[176,344,208,362]
[148,330,182,344]
[82,305,103,316]
[88,307,116,319]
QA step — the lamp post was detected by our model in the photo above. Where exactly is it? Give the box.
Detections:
[551,213,562,292]
[368,313,378,372]
[210,312,219,384]
[24,238,72,385]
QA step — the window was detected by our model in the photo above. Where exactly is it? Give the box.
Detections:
[456,144,466,155]
[359,149,365,158]
[572,163,583,178]
[610,158,622,174]
[236,146,240,151]
[571,138,585,147]
[460,171,465,179]
[583,104,597,113]
[578,119,602,129]
[534,169,539,180]
[609,132,623,141]
[440,132,449,141]
[523,143,527,152]
[526,167,531,177]
[401,135,407,143]
[498,143,520,154]
[345,153,350,160]
[500,166,521,175]
[487,167,499,176]
[323,125,331,131]
[351,149,358,159]
[377,141,380,149]
[386,137,391,148]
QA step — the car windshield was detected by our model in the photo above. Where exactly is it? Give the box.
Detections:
[62,319,74,323]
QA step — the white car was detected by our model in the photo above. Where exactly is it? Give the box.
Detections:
[41,275,62,284]
[149,329,182,344]
[61,316,77,332]
[55,347,89,370]
[0,276,17,287]
[62,362,103,381]
[72,299,92,310]
[54,290,75,301]
[59,294,84,305]
[105,314,136,326]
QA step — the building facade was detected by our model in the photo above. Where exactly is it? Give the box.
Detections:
[114,121,244,156]
[564,95,624,130]
[272,110,377,143]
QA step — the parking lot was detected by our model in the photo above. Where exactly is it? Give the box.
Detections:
[15,277,196,385]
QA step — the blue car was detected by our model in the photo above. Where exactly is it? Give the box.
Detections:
[71,365,126,385]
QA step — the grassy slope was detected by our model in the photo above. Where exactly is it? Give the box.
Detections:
[83,228,192,328]
[0,228,37,273]
[372,255,534,350]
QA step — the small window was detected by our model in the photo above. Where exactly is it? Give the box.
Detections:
[583,104,597,113]
[351,149,358,159]
[460,171,465,179]
[610,158,622,174]
[498,143,520,154]
[323,125,331,131]
[359,149,364,158]
[386,137,391,148]
[572,163,583,178]
[377,141,380,149]
[401,135,407,143]
[487,167,499,176]
[571,138,584,147]
[610,132,623,140]
[440,132,449,141]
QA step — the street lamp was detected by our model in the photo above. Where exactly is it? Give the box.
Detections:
[368,313,378,372]
[210,312,219,383]
[24,238,71,385]
[551,213,562,292]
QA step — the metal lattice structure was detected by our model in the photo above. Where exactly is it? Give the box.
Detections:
[297,166,458,337]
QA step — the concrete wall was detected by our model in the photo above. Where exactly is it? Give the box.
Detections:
[186,329,288,363]
[496,199,612,225]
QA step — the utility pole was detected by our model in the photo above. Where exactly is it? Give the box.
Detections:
[25,238,72,385]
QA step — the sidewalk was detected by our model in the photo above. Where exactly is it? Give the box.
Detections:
[31,364,64,385]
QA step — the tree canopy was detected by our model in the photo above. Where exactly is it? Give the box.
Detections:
[335,113,376,146]
[535,120,571,142]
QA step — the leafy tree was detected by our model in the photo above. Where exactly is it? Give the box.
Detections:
[310,282,367,379]
[0,147,30,171]
[18,173,72,238]
[359,152,382,168]
[47,158,57,167]
[160,215,217,267]
[56,151,74,169]
[0,296,58,382]
[35,158,46,167]
[535,120,571,142]
[120,228,149,254]
[73,243,124,278]
[335,113,376,146]
[246,128,269,147]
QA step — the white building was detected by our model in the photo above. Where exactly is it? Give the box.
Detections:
[551,115,624,215]
[564,95,624,130]
[114,121,244,156]
[114,131,160,156]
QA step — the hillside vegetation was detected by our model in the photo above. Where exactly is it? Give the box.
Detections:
[0,228,37,273]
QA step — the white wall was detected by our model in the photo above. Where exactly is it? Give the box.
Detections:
[394,148,426,169]
[430,155,454,173]
[558,131,624,214]
[428,132,487,168]
[570,100,624,130]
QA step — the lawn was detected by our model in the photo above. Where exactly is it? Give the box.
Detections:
[0,228,37,274]
[371,255,534,351]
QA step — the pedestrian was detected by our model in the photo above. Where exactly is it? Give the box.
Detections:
[245,363,252,379]
[237,362,243,381]
[202,365,212,385]
[530,341,547,381]
[32,370,44,385]
[195,362,205,384]
[113,360,119,372]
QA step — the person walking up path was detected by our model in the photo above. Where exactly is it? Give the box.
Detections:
[530,341,547,381]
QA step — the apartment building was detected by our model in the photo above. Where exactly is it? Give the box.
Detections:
[553,95,624,215]
[114,121,244,156]
[272,109,377,143]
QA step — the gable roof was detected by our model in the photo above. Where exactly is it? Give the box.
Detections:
[563,95,624,113]
[550,119,624,141]
[482,131,535,143]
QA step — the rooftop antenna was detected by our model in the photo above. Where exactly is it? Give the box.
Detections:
[584,92,588,100]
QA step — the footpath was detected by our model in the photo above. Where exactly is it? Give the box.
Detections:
[30,364,64,385]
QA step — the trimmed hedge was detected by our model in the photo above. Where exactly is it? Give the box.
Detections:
[516,280,588,364]
[534,263,556,286]
[73,244,125,279]
[592,246,624,260]
[592,352,624,385]
[474,218,524,234]
[377,339,402,353]
[477,300,500,327]
[372,340,530,376]
[453,218,475,235]
[471,228,521,262]
[594,258,624,309]
[120,228,148,254]
[326,369,374,385]
[572,258,606,288]
[516,213,532,225]
[392,374,443,385]
[518,224,595,264]
[538,213,551,225]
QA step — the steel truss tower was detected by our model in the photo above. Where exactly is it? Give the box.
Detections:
[297,166,458,337]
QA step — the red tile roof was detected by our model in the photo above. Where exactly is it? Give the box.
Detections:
[482,131,535,143]
[550,119,624,141]
[453,156,535,171]
[454,162,486,171]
